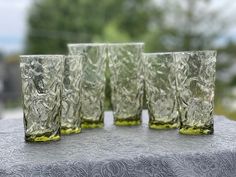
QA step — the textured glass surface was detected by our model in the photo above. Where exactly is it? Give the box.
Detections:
[68,44,106,128]
[174,51,216,135]
[107,43,144,126]
[61,55,82,134]
[144,53,179,129]
[20,55,64,142]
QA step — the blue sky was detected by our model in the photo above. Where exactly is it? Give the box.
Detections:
[0,0,32,54]
[0,0,235,54]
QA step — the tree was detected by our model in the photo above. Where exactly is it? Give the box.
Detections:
[25,0,155,54]
[0,51,3,60]
[26,0,228,53]
[143,0,230,52]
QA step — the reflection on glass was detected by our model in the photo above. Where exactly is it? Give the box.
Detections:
[20,55,64,142]
[144,53,179,129]
[61,55,82,134]
[174,51,216,135]
[68,43,106,128]
[107,43,144,126]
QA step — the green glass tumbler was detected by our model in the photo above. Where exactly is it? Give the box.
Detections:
[61,55,82,134]
[107,43,144,126]
[20,55,64,142]
[174,51,216,135]
[67,43,106,128]
[143,52,179,129]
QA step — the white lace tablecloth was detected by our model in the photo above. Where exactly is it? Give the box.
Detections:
[0,111,236,177]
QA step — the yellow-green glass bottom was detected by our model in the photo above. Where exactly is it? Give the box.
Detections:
[114,115,141,126]
[149,121,179,129]
[61,127,81,135]
[25,132,60,142]
[179,125,214,135]
[81,121,104,128]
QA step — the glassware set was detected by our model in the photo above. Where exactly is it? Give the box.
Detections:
[68,43,106,128]
[20,55,63,142]
[143,53,179,129]
[61,55,82,134]
[20,43,216,142]
[107,43,144,126]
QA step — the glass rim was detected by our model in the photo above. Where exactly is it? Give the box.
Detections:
[65,55,81,57]
[67,43,107,47]
[68,42,144,47]
[172,50,217,54]
[20,55,64,58]
[143,52,172,56]
[106,42,144,46]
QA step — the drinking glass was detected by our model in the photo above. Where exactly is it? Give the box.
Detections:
[174,51,216,135]
[107,43,144,126]
[68,43,106,128]
[61,55,82,134]
[20,55,64,142]
[143,52,179,129]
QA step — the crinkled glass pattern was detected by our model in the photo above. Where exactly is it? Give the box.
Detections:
[174,51,216,134]
[68,44,106,125]
[20,55,64,141]
[61,56,83,134]
[107,44,144,122]
[144,53,179,128]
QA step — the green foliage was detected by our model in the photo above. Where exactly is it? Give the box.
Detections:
[26,0,223,53]
[25,0,153,54]
[215,101,236,121]
[0,52,3,60]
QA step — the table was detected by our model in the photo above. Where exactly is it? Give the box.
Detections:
[0,111,236,177]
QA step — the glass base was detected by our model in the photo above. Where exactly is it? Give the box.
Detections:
[149,121,179,129]
[61,127,81,135]
[114,115,141,126]
[179,125,214,135]
[25,132,60,142]
[81,121,104,128]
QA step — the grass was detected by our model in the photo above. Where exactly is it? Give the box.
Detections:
[214,102,236,121]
